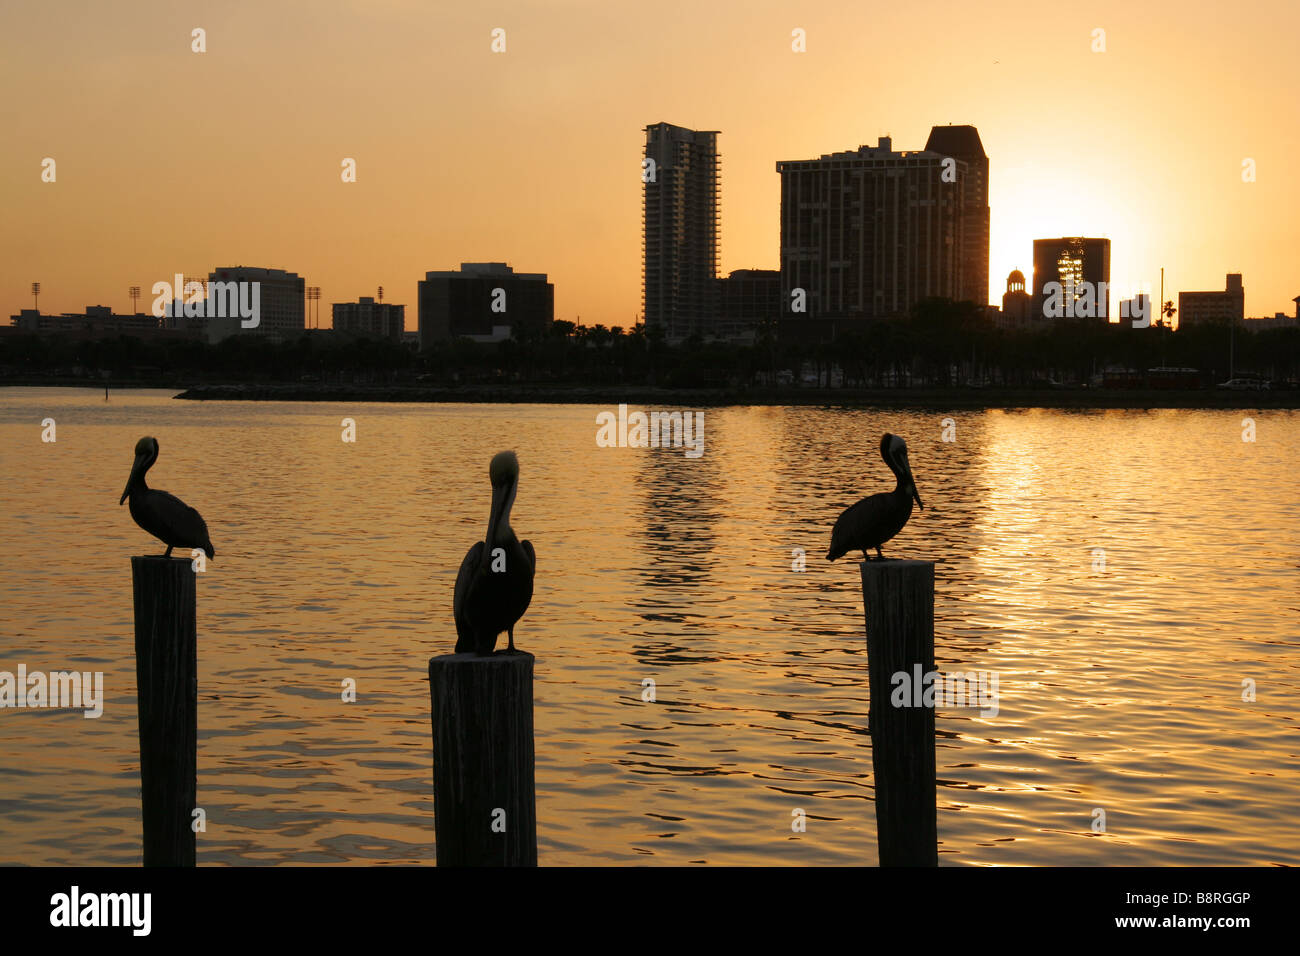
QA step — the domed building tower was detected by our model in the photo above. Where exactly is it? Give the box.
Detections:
[1002,269,1032,329]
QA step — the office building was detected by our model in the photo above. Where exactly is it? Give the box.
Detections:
[418,262,553,347]
[715,269,781,342]
[332,297,405,340]
[1178,274,1244,328]
[1031,238,1111,321]
[1241,296,1298,331]
[777,133,973,321]
[206,266,305,340]
[8,306,195,340]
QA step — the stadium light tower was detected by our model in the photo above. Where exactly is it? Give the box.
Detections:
[307,286,321,328]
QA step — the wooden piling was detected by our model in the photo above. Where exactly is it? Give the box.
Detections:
[131,556,197,867]
[861,559,937,867]
[428,652,537,866]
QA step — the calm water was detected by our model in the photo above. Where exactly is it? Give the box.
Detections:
[0,388,1296,866]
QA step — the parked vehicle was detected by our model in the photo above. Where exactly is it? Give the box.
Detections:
[1216,378,1270,390]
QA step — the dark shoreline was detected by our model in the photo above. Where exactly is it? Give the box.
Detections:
[162,382,1296,409]
[4,380,1295,408]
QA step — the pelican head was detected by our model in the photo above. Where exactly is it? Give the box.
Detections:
[489,450,520,489]
[881,433,923,511]
[120,436,159,505]
[482,450,520,563]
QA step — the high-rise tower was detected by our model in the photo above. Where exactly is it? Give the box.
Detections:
[777,135,967,320]
[924,125,990,307]
[642,123,720,343]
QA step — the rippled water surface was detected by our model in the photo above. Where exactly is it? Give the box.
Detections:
[0,388,1296,865]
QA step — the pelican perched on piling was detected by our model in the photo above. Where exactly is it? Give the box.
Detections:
[827,433,924,562]
[454,450,535,656]
[120,436,215,560]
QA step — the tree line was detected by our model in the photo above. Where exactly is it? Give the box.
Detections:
[3,299,1297,387]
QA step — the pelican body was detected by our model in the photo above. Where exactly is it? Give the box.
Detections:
[828,433,923,561]
[120,436,215,560]
[454,451,535,656]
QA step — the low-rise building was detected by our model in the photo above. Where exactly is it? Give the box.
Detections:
[332,297,405,340]
[418,262,553,347]
[715,268,780,343]
[9,306,174,336]
[1242,296,1299,332]
[1178,274,1244,328]
[1000,270,1032,330]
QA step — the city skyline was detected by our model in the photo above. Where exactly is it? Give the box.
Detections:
[4,1,1299,328]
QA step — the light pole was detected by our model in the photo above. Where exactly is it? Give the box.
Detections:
[129,286,141,315]
[307,287,321,328]
[31,282,40,312]
[1229,315,1235,380]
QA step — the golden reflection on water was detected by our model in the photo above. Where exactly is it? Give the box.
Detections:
[0,390,1296,865]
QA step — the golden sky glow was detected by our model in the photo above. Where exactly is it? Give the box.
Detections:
[3,0,1298,328]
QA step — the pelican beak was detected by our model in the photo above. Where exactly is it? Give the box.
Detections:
[482,482,507,566]
[120,457,144,505]
[898,450,923,511]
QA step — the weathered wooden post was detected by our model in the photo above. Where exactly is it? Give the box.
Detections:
[428,652,537,866]
[131,555,197,867]
[861,559,937,867]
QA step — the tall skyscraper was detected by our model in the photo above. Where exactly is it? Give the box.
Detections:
[642,123,720,343]
[777,134,971,320]
[925,125,990,307]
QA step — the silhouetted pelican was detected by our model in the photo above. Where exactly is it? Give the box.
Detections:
[453,450,535,655]
[119,437,215,560]
[827,433,923,562]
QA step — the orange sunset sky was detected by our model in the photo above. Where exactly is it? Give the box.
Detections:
[2,0,1297,329]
